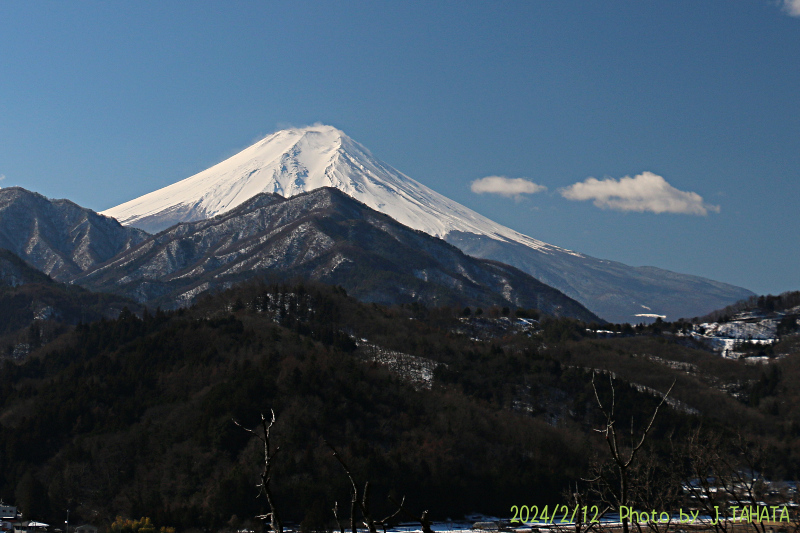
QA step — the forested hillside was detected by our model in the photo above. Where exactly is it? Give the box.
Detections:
[0,281,798,532]
[699,290,800,322]
[0,248,142,358]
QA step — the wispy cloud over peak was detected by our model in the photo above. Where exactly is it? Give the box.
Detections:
[559,171,719,215]
[470,176,547,198]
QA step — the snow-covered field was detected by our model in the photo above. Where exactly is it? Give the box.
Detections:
[688,312,795,360]
[699,318,777,341]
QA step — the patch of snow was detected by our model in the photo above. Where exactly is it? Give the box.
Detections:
[33,306,56,320]
[176,282,210,303]
[700,319,777,340]
[687,317,781,359]
[358,341,441,390]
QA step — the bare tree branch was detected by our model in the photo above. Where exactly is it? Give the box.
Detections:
[234,410,282,533]
[326,440,379,533]
[376,496,405,533]
[587,373,677,533]
[332,502,346,533]
[626,380,675,467]
[388,496,434,533]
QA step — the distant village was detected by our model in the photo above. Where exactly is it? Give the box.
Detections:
[0,504,95,533]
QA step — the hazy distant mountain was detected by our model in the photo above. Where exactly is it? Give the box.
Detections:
[83,187,598,320]
[447,232,755,323]
[102,125,753,322]
[0,187,149,281]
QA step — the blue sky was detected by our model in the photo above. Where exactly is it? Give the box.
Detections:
[1,1,798,296]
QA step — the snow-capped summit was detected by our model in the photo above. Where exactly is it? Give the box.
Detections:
[102,124,565,255]
[103,125,753,322]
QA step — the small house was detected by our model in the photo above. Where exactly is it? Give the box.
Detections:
[14,521,49,533]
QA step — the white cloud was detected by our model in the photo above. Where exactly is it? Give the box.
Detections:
[470,176,547,198]
[0,174,5,181]
[782,0,800,17]
[559,171,720,215]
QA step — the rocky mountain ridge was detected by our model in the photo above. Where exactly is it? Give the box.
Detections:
[0,187,148,281]
[78,187,599,321]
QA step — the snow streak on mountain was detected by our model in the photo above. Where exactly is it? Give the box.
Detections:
[102,125,571,255]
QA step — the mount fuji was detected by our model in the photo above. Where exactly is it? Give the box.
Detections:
[103,125,561,252]
[103,125,753,322]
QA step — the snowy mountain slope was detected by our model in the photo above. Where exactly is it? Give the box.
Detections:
[0,187,149,281]
[102,125,566,255]
[102,125,753,322]
[85,187,599,320]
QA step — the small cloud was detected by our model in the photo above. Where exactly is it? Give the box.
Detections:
[559,171,719,215]
[0,174,5,181]
[781,0,800,16]
[470,176,547,198]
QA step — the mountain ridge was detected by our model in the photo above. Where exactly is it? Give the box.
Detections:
[101,125,753,322]
[82,187,599,320]
[0,186,149,281]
